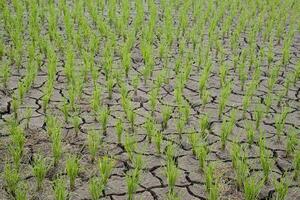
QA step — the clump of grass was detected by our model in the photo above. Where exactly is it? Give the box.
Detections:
[65,155,79,190]
[243,177,263,200]
[273,176,289,200]
[126,168,140,200]
[115,118,123,144]
[204,164,219,200]
[162,105,172,129]
[195,143,209,171]
[97,106,110,135]
[145,116,155,143]
[98,156,115,186]
[53,177,67,200]
[154,131,163,154]
[245,121,255,146]
[87,130,102,163]
[165,160,179,196]
[286,128,298,157]
[259,135,273,182]
[199,114,210,138]
[293,151,300,180]
[3,163,20,195]
[32,154,49,191]
[88,176,103,200]
[124,134,137,160]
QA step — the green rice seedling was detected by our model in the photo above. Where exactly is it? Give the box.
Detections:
[167,192,180,200]
[87,130,101,163]
[88,177,103,200]
[265,93,272,114]
[9,144,23,171]
[32,154,49,191]
[243,177,263,200]
[149,88,158,115]
[126,168,140,200]
[245,121,255,146]
[254,104,264,129]
[15,181,27,200]
[286,128,298,156]
[242,95,251,118]
[65,155,79,190]
[53,178,67,200]
[154,131,163,154]
[195,143,208,171]
[24,107,33,129]
[71,115,81,136]
[188,131,199,155]
[115,118,123,144]
[11,96,20,119]
[219,63,227,87]
[126,109,136,131]
[1,62,10,87]
[132,75,140,96]
[273,177,289,200]
[220,120,232,150]
[293,151,300,180]
[165,143,175,163]
[51,128,63,166]
[199,114,210,138]
[107,77,114,99]
[218,81,232,119]
[230,141,243,170]
[259,135,272,182]
[90,86,101,117]
[162,105,172,129]
[165,160,179,195]
[235,159,249,190]
[124,134,137,161]
[201,89,210,109]
[98,156,115,186]
[208,180,219,200]
[144,117,155,143]
[176,117,185,139]
[204,163,214,191]
[274,106,289,140]
[98,106,109,134]
[3,163,20,195]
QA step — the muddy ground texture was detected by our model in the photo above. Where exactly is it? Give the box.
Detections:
[1,1,300,200]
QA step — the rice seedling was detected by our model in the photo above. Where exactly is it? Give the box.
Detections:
[115,118,123,144]
[3,163,20,195]
[15,182,27,200]
[132,75,140,96]
[87,130,102,163]
[162,105,172,129]
[243,177,263,200]
[126,109,136,131]
[88,177,103,200]
[199,114,210,138]
[154,131,163,154]
[176,117,185,139]
[144,116,155,143]
[71,115,81,136]
[274,106,289,140]
[245,121,255,146]
[149,88,158,114]
[235,158,249,190]
[195,143,209,171]
[293,151,300,180]
[32,154,49,191]
[97,106,110,135]
[254,104,264,129]
[188,130,199,155]
[273,176,289,200]
[165,160,179,195]
[286,128,298,156]
[53,177,67,200]
[51,128,63,166]
[65,155,79,190]
[24,107,33,129]
[126,168,140,200]
[1,61,10,88]
[98,156,115,186]
[124,133,137,160]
